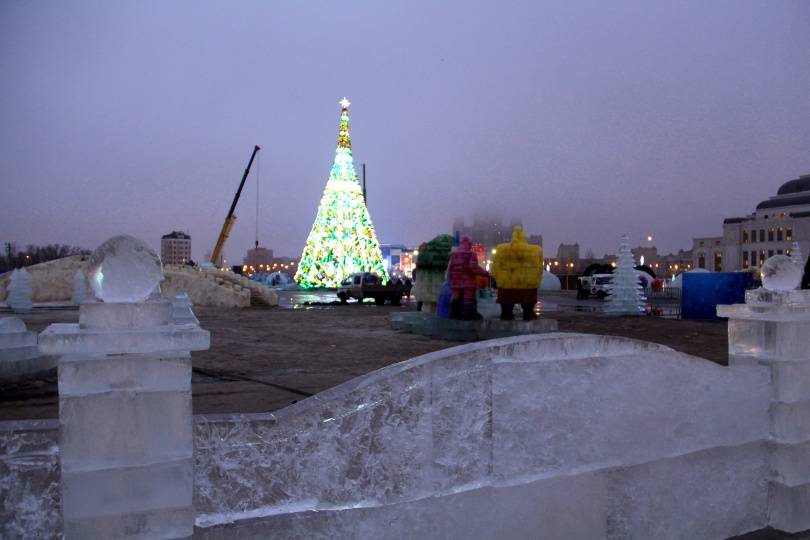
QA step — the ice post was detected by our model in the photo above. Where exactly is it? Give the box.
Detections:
[71,270,87,305]
[38,235,210,539]
[0,316,39,379]
[718,255,810,533]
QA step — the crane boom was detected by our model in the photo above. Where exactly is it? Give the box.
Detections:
[210,145,261,266]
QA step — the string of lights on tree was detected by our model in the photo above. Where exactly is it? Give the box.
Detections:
[294,98,387,288]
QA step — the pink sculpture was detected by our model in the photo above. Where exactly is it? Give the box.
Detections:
[448,236,489,320]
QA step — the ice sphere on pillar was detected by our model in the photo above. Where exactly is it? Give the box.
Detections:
[87,235,163,303]
[761,255,802,291]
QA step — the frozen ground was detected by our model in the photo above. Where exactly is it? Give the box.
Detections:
[0,292,727,421]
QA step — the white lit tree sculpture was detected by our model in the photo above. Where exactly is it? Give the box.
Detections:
[604,235,646,316]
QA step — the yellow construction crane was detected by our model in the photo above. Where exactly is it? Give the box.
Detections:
[210,145,261,267]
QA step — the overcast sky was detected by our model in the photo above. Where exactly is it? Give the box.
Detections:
[2,0,809,263]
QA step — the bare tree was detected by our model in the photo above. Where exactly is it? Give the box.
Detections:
[1,243,90,273]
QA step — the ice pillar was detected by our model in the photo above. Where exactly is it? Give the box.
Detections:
[719,288,810,533]
[0,316,39,379]
[39,301,209,539]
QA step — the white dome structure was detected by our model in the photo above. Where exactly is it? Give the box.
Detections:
[540,269,561,291]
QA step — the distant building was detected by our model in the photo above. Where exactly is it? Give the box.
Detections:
[452,212,524,250]
[561,245,693,278]
[631,246,658,266]
[548,243,579,272]
[695,174,810,271]
[660,249,694,275]
[161,231,191,265]
[380,243,414,277]
[244,246,273,270]
[557,243,579,262]
[527,234,544,248]
[691,237,724,271]
[269,257,299,274]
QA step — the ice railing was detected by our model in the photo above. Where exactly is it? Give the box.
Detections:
[193,332,771,528]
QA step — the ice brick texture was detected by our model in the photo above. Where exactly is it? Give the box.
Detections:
[0,420,62,538]
[60,352,194,539]
[722,292,810,532]
[194,333,775,539]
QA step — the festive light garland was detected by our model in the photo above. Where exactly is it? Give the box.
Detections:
[294,98,387,288]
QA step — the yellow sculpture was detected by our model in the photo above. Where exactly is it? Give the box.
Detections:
[491,226,543,320]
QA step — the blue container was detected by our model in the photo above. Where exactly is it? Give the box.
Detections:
[681,272,754,320]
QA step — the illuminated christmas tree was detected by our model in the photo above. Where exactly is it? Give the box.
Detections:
[294,98,387,288]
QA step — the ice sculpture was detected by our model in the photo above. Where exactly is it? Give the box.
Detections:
[491,226,542,320]
[39,234,210,539]
[539,268,561,291]
[413,234,453,313]
[6,268,33,313]
[191,331,789,538]
[604,235,645,315]
[0,316,49,380]
[448,236,488,319]
[761,255,802,291]
[435,278,452,319]
[87,235,162,303]
[71,270,87,305]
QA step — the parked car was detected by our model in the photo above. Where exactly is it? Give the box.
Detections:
[337,272,411,305]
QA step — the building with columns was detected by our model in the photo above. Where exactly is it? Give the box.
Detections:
[694,174,810,272]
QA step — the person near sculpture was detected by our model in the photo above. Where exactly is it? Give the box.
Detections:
[448,235,489,320]
[491,226,543,320]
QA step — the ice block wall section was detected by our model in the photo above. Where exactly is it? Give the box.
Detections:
[0,419,61,538]
[194,333,775,539]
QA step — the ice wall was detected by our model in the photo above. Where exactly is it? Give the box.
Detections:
[0,419,61,538]
[194,333,774,539]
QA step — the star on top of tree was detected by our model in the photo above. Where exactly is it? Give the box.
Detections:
[339,97,351,109]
